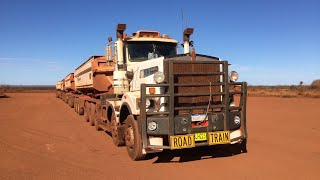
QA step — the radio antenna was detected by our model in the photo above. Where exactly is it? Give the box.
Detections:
[181,8,184,31]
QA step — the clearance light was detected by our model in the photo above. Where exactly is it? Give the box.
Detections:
[234,86,241,92]
[149,88,156,95]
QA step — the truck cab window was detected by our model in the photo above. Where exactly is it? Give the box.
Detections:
[127,42,176,61]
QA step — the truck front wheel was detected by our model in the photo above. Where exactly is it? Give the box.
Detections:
[124,115,146,161]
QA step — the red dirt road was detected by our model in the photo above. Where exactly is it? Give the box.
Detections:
[0,93,319,179]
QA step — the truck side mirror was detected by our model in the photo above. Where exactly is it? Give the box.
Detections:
[126,71,134,80]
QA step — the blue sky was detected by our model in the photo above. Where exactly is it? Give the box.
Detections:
[0,0,319,85]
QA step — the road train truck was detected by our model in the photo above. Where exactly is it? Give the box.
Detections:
[56,24,248,160]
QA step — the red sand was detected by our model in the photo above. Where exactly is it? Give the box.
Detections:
[0,93,319,179]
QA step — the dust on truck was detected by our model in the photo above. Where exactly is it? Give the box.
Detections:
[56,24,248,160]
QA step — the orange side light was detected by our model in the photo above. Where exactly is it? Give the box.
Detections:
[149,88,156,95]
[234,86,241,92]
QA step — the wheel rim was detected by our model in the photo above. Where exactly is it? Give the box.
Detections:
[125,125,134,150]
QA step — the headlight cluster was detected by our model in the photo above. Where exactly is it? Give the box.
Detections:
[148,121,157,131]
[229,71,239,82]
[153,72,165,83]
[137,98,155,109]
[234,116,240,125]
[146,99,151,108]
[145,99,155,109]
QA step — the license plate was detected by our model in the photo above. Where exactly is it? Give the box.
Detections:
[195,132,207,141]
[170,134,195,149]
[191,114,208,121]
[208,131,230,145]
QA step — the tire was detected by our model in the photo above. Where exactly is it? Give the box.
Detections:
[111,113,125,146]
[74,98,78,113]
[79,105,84,115]
[94,106,101,131]
[84,102,90,122]
[77,98,84,115]
[124,115,146,161]
[68,97,73,108]
[89,103,95,126]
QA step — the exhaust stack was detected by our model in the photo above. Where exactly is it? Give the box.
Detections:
[105,37,113,66]
[183,28,194,54]
[113,24,129,94]
[116,24,126,70]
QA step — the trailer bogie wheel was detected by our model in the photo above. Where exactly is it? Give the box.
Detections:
[89,103,95,126]
[94,110,101,131]
[84,102,90,122]
[76,99,79,113]
[125,115,146,161]
[68,97,74,108]
[74,98,78,113]
[87,105,92,123]
[111,113,125,146]
[71,97,74,108]
[94,105,101,131]
[78,104,84,115]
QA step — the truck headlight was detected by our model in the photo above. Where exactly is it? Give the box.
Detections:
[148,121,157,131]
[146,99,151,108]
[230,71,239,82]
[153,72,165,83]
[234,116,240,125]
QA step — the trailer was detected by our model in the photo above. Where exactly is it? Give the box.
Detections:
[55,81,63,98]
[56,24,248,161]
[59,73,75,105]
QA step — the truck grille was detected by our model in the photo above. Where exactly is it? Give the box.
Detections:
[173,63,221,104]
[164,55,228,115]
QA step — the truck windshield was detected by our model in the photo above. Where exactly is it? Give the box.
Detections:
[127,42,177,61]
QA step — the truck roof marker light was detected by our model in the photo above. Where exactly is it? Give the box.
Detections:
[149,88,155,95]
[162,34,169,38]
[137,31,160,38]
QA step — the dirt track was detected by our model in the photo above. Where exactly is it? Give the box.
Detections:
[0,93,319,180]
